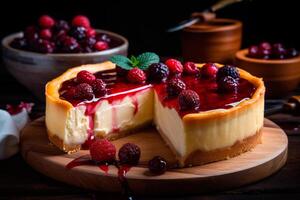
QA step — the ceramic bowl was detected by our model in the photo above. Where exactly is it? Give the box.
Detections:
[2,29,128,101]
[235,49,300,98]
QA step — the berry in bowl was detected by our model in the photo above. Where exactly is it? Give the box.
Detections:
[2,15,128,100]
[235,42,300,98]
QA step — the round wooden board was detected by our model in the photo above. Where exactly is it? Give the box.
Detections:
[21,117,288,195]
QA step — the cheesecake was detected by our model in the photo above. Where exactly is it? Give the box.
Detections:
[46,56,265,167]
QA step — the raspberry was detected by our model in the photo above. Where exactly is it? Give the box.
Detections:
[118,143,141,165]
[72,15,91,28]
[86,28,96,37]
[148,63,169,83]
[200,63,218,79]
[77,70,96,84]
[216,65,240,82]
[148,156,167,175]
[39,29,52,40]
[166,78,186,97]
[217,76,238,93]
[94,41,108,51]
[178,90,200,111]
[90,139,116,163]
[74,83,94,100]
[165,59,183,75]
[127,68,146,84]
[38,15,55,29]
[183,62,199,75]
[91,79,107,97]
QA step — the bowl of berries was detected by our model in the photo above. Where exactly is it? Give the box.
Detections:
[235,42,300,98]
[1,15,128,100]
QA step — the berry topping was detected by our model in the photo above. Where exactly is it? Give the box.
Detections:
[72,15,91,29]
[91,79,107,97]
[38,15,55,29]
[69,26,87,41]
[76,70,96,84]
[89,139,116,163]
[148,63,169,83]
[218,76,238,93]
[127,68,147,84]
[216,65,240,82]
[166,78,186,97]
[74,83,94,100]
[94,41,109,51]
[39,29,52,40]
[118,143,141,165]
[148,156,167,175]
[165,59,183,75]
[259,42,272,50]
[178,90,200,111]
[200,63,218,79]
[183,62,199,75]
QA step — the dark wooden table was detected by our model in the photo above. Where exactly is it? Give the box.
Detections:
[0,66,300,200]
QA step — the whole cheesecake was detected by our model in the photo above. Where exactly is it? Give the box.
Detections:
[46,57,265,167]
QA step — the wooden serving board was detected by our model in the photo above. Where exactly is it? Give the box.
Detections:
[20,118,288,195]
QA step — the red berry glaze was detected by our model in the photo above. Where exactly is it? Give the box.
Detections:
[39,29,52,40]
[94,41,108,51]
[89,139,116,163]
[165,59,183,75]
[183,62,199,75]
[61,87,76,100]
[118,143,141,165]
[77,70,96,85]
[38,15,55,29]
[72,15,91,28]
[200,63,218,79]
[127,68,146,84]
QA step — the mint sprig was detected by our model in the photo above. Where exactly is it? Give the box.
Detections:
[109,52,159,70]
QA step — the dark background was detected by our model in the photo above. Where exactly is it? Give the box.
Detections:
[0,0,299,56]
[0,0,299,105]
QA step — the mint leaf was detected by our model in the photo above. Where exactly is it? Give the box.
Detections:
[130,55,140,67]
[109,55,133,70]
[137,52,160,70]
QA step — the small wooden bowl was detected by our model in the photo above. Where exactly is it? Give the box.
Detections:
[181,18,242,63]
[235,49,300,98]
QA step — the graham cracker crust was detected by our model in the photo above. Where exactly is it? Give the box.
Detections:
[183,129,263,167]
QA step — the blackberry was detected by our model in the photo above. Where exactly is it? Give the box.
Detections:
[148,156,167,175]
[10,38,27,50]
[69,26,87,41]
[118,143,141,165]
[218,76,238,93]
[216,65,240,82]
[148,63,169,83]
[74,83,94,100]
[91,79,107,97]
[178,90,200,111]
[166,78,186,97]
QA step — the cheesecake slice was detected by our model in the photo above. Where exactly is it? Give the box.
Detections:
[46,61,265,167]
